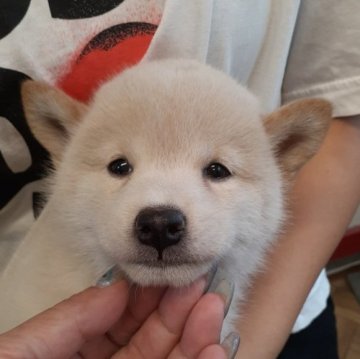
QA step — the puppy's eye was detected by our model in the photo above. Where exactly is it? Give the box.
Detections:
[204,162,231,180]
[108,158,133,176]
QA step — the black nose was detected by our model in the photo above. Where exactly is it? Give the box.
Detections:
[134,207,186,255]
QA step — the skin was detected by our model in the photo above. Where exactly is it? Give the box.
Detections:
[0,278,228,359]
[236,117,360,358]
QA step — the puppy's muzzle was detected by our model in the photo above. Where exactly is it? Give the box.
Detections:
[134,207,186,259]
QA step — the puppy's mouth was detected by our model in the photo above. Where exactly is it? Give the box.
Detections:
[130,258,201,268]
[123,260,211,287]
[117,250,215,286]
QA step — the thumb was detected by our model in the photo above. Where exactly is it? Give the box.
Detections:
[0,281,129,359]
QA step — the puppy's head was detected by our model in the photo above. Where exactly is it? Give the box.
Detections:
[22,60,331,286]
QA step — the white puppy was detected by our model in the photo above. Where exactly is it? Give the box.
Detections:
[0,59,331,333]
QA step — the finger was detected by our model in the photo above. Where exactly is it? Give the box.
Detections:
[77,334,119,359]
[197,344,227,359]
[108,285,166,345]
[0,281,129,359]
[169,293,225,358]
[114,277,206,359]
[80,286,166,358]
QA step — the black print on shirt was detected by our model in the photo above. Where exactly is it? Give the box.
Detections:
[48,0,124,19]
[0,0,31,39]
[0,68,50,210]
[80,22,158,57]
[32,192,47,218]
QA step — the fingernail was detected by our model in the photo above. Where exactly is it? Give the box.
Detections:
[96,266,119,288]
[204,264,218,293]
[206,270,234,317]
[221,332,240,359]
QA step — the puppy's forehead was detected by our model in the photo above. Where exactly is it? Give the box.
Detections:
[80,60,265,160]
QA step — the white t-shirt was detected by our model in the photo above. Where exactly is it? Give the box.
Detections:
[1,0,359,333]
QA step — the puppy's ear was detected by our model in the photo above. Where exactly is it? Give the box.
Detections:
[264,99,332,177]
[21,80,87,163]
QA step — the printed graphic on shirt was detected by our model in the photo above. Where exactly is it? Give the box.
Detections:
[58,22,157,102]
[0,1,162,215]
[32,192,47,219]
[0,0,31,39]
[48,0,124,19]
[0,68,49,210]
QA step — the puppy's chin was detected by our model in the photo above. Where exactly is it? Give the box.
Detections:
[122,262,211,287]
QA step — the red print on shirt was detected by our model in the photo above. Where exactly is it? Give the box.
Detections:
[57,22,157,103]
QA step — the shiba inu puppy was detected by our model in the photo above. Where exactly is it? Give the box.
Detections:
[0,59,331,333]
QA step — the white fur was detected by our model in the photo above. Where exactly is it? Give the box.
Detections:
[0,60,285,333]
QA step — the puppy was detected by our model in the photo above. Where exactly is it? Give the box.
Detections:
[0,59,331,333]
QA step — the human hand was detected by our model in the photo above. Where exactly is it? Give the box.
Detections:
[0,277,239,358]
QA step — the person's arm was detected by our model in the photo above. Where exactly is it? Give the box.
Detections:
[235,116,360,359]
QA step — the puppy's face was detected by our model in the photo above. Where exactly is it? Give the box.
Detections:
[22,60,331,286]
